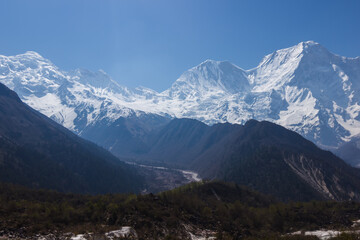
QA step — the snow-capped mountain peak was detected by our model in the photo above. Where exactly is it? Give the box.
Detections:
[69,68,131,95]
[22,50,46,58]
[0,51,143,132]
[1,41,360,149]
[166,59,250,99]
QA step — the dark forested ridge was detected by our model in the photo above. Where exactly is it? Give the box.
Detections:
[194,120,360,202]
[1,181,360,239]
[119,118,360,202]
[0,83,144,194]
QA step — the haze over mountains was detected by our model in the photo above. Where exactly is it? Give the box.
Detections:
[335,136,360,168]
[1,41,360,157]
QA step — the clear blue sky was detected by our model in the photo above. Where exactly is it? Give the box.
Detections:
[0,0,359,91]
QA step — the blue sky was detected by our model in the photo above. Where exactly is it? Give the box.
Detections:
[0,0,359,91]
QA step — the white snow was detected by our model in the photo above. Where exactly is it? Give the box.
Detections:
[1,41,360,148]
[71,234,87,240]
[189,232,216,240]
[290,230,341,240]
[180,170,202,182]
[304,230,341,240]
[105,227,137,239]
[24,93,78,130]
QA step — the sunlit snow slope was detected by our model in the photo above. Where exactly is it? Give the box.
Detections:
[1,41,359,148]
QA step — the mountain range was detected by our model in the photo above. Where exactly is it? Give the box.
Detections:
[1,41,359,158]
[1,40,360,198]
[1,79,360,201]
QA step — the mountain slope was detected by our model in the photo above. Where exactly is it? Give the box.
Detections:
[1,41,359,150]
[80,114,170,158]
[139,119,241,168]
[195,120,360,201]
[0,83,143,194]
[135,118,360,202]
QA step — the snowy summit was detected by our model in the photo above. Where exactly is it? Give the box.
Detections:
[1,41,360,148]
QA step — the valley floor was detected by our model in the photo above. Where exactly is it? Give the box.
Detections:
[126,161,201,193]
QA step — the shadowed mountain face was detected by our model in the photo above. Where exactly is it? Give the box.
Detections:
[0,83,143,194]
[80,114,170,158]
[126,118,360,202]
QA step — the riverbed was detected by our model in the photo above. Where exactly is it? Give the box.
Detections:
[126,162,201,193]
